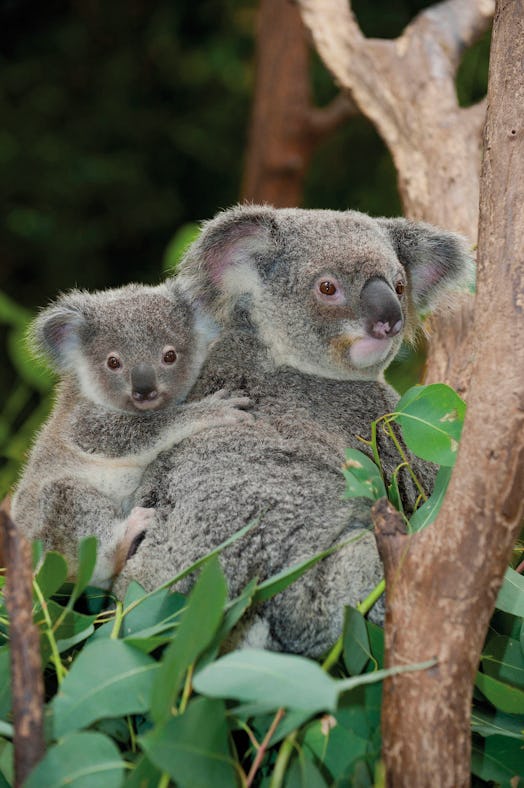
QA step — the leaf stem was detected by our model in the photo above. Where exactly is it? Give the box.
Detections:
[246,707,285,787]
[383,419,427,502]
[178,663,194,715]
[33,579,67,684]
[110,600,123,639]
[269,730,298,788]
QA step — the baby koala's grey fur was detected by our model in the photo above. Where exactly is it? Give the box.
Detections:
[12,281,251,585]
[115,206,471,656]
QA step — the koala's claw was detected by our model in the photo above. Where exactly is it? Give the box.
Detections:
[114,506,155,574]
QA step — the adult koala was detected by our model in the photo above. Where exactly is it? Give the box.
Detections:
[116,205,471,656]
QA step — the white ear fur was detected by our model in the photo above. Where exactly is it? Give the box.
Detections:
[32,299,87,371]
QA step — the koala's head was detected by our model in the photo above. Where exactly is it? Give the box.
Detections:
[177,205,472,381]
[32,282,218,413]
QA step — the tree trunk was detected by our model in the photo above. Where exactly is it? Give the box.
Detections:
[241,0,355,206]
[373,1,524,783]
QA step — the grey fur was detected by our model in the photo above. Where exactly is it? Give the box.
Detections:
[114,206,471,656]
[12,281,252,585]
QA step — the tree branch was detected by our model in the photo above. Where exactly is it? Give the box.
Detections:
[307,91,359,141]
[413,0,495,69]
[1,511,45,786]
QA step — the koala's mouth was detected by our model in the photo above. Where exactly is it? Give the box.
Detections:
[349,336,394,368]
[129,392,169,411]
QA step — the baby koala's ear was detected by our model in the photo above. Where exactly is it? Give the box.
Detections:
[176,204,278,308]
[32,291,89,371]
[378,218,474,312]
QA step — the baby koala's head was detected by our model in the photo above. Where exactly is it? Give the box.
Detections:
[32,282,217,413]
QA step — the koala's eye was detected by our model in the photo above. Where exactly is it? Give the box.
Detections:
[319,280,337,296]
[395,281,405,296]
[107,355,121,370]
[163,347,177,364]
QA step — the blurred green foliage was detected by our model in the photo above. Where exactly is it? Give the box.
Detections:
[0,0,490,492]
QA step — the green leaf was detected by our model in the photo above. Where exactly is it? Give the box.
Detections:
[0,291,30,326]
[8,324,55,392]
[0,648,11,719]
[69,537,97,604]
[471,708,524,741]
[475,671,524,714]
[285,751,328,787]
[35,552,68,600]
[123,755,162,787]
[408,466,452,533]
[343,607,370,676]
[140,697,237,788]
[194,649,435,714]
[342,449,386,501]
[393,383,466,466]
[482,634,524,690]
[52,639,159,738]
[387,474,403,513]
[303,717,368,782]
[496,567,524,617]
[162,223,199,274]
[38,601,98,666]
[151,556,227,723]
[253,538,353,605]
[122,583,185,638]
[25,732,124,788]
[471,734,524,786]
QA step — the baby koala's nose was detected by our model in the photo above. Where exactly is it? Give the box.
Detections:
[131,363,158,402]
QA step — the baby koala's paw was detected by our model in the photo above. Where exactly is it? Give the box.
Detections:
[205,389,254,425]
[114,506,155,576]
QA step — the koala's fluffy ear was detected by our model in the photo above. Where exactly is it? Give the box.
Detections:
[176,204,278,309]
[32,291,89,371]
[379,218,474,312]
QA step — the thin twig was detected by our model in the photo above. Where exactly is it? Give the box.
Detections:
[246,707,285,787]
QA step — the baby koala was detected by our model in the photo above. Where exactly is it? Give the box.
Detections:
[11,281,252,586]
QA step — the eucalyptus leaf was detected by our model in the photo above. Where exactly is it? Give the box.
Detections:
[409,466,452,532]
[496,567,524,617]
[286,751,328,787]
[35,552,68,601]
[471,708,524,741]
[342,449,386,502]
[151,556,227,724]
[140,697,237,788]
[393,383,465,466]
[194,648,435,714]
[69,537,97,604]
[303,717,369,782]
[475,671,524,714]
[253,537,355,605]
[124,755,162,787]
[52,639,159,738]
[471,734,524,786]
[25,732,124,788]
[0,648,11,719]
[343,607,370,676]
[482,634,524,690]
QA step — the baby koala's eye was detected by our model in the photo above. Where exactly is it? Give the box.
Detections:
[163,347,177,364]
[107,355,121,370]
[318,280,337,296]
[395,280,405,296]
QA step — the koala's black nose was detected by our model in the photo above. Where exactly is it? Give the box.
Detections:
[131,363,158,402]
[360,278,403,339]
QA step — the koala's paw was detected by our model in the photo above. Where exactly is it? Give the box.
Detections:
[114,506,155,575]
[205,389,254,425]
